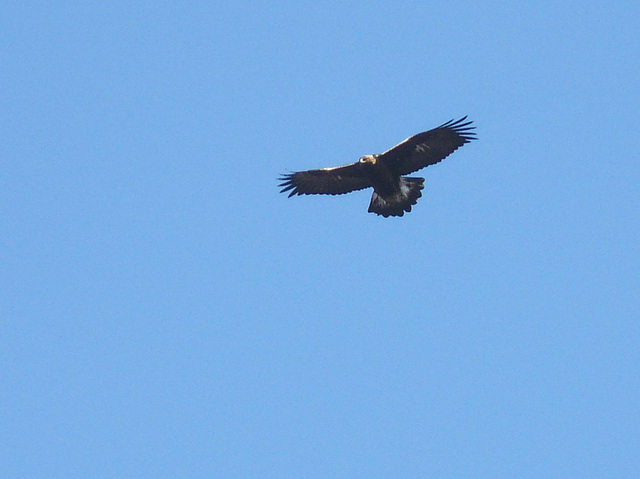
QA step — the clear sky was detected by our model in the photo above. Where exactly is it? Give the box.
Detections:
[2,2,639,478]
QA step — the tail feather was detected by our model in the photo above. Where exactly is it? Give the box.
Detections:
[368,177,424,217]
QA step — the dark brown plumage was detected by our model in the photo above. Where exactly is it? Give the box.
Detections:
[279,117,476,217]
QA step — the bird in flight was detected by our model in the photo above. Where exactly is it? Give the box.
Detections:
[278,117,476,217]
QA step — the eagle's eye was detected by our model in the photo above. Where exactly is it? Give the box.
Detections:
[359,156,369,164]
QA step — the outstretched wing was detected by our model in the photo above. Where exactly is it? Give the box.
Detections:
[279,162,372,197]
[379,117,476,175]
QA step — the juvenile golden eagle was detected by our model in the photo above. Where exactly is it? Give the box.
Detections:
[279,117,476,217]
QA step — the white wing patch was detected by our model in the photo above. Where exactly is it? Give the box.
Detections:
[400,180,412,197]
[388,178,419,204]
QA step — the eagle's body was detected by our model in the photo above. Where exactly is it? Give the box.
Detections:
[279,117,476,217]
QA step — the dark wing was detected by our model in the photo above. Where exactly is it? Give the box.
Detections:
[279,162,372,197]
[378,117,476,175]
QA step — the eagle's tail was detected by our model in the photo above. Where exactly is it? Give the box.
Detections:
[368,177,425,217]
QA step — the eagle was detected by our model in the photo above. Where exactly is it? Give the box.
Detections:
[279,117,476,217]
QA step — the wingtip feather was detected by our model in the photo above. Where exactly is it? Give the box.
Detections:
[278,173,299,197]
[441,116,477,142]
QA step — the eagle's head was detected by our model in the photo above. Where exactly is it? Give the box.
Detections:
[359,155,377,167]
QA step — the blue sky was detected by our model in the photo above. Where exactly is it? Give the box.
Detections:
[2,1,639,477]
